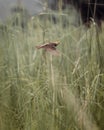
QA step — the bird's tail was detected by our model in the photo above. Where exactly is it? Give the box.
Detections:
[36,46,41,49]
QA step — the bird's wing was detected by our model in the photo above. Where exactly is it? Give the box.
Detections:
[46,48,60,56]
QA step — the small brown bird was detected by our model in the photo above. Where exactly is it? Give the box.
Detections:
[36,41,60,56]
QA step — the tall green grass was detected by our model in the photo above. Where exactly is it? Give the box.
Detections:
[0,11,104,130]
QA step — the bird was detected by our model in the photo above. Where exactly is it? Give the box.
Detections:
[36,41,60,56]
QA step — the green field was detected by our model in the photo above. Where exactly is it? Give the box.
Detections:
[0,10,104,130]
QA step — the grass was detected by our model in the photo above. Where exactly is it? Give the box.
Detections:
[0,9,104,130]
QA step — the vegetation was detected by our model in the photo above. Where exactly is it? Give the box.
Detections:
[0,8,104,130]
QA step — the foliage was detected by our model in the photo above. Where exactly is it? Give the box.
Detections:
[0,10,104,130]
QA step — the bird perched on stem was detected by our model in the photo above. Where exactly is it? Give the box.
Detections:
[36,41,60,56]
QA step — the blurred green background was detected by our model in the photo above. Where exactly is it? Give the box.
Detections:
[0,2,104,130]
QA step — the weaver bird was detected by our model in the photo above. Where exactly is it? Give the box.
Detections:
[36,41,60,56]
